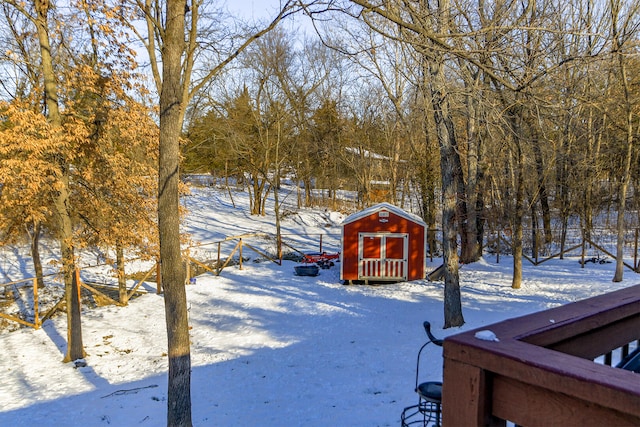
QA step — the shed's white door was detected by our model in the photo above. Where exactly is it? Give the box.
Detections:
[358,233,408,280]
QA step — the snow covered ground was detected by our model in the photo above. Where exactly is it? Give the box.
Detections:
[0,186,638,427]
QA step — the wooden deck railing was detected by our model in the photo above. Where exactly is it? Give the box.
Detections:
[442,284,640,426]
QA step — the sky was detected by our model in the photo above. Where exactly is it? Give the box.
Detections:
[228,1,281,20]
[226,0,318,36]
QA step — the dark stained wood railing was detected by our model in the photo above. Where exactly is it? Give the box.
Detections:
[442,284,640,426]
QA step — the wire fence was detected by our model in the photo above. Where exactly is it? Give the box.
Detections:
[1,227,638,332]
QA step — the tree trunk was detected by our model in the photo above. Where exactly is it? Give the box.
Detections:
[511,141,524,289]
[531,131,552,244]
[116,242,128,305]
[557,130,572,259]
[224,161,236,209]
[274,130,283,261]
[454,148,471,264]
[502,104,525,290]
[250,177,266,215]
[34,0,84,362]
[274,187,283,261]
[582,107,600,241]
[531,204,539,261]
[27,221,45,289]
[159,0,192,425]
[462,89,481,264]
[304,176,313,207]
[56,69,85,366]
[475,166,486,250]
[612,38,634,282]
[428,55,464,328]
[419,175,438,257]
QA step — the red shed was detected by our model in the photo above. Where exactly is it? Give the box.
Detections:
[340,202,426,284]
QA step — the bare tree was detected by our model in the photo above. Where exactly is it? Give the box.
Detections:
[348,0,466,327]
[1,0,85,362]
[127,0,320,423]
[609,0,640,282]
[156,1,191,424]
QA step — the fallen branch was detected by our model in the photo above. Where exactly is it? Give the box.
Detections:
[101,384,158,398]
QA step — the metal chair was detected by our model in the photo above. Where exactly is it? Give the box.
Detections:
[400,321,444,427]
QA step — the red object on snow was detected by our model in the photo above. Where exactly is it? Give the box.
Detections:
[301,252,340,264]
[340,202,426,283]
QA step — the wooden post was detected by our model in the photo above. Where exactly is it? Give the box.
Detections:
[239,239,243,270]
[496,233,500,264]
[442,358,503,426]
[319,234,323,253]
[217,242,221,275]
[156,260,162,294]
[33,277,40,329]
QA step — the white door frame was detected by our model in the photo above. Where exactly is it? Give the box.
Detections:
[358,232,409,280]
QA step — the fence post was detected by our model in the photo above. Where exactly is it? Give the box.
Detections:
[319,234,323,253]
[217,241,221,275]
[239,239,243,270]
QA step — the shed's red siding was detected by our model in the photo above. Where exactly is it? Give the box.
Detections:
[340,203,426,282]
